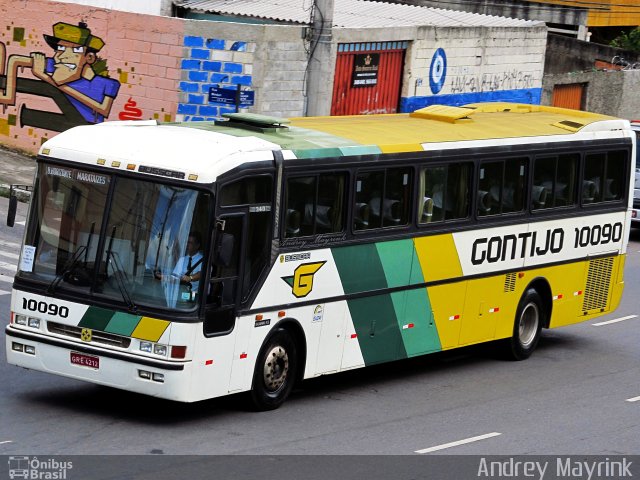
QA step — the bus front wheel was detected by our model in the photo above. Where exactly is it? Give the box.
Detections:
[250,328,298,410]
[506,288,544,360]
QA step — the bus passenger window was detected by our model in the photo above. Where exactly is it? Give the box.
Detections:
[603,150,626,202]
[478,158,526,216]
[419,163,470,224]
[354,168,411,230]
[284,173,346,237]
[583,154,605,203]
[532,154,577,210]
[220,176,272,206]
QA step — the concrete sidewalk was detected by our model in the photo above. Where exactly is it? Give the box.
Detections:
[0,145,37,201]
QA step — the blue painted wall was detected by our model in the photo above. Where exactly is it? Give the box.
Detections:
[400,88,543,113]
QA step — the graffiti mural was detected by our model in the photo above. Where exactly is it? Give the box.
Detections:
[0,21,120,132]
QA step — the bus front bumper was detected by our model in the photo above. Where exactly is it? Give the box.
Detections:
[5,325,196,402]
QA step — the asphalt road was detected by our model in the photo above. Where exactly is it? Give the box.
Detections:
[0,195,639,456]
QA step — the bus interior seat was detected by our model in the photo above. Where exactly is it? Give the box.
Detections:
[604,178,618,200]
[477,190,491,215]
[421,197,434,223]
[582,180,597,203]
[369,197,402,225]
[285,209,301,236]
[354,202,370,228]
[531,185,548,209]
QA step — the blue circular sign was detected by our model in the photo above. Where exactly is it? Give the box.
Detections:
[429,48,447,94]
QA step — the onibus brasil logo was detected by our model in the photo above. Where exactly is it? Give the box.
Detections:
[281,261,326,298]
[8,456,73,479]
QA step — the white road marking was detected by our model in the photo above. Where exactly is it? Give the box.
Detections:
[0,239,20,250]
[0,261,17,272]
[0,440,13,445]
[0,275,14,284]
[592,315,638,326]
[626,396,640,403]
[0,251,19,260]
[15,221,25,226]
[415,432,502,454]
[0,289,10,296]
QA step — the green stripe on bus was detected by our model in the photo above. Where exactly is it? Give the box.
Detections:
[332,243,388,294]
[395,288,442,356]
[78,306,115,331]
[347,294,408,365]
[291,147,345,159]
[376,240,415,288]
[378,240,441,356]
[104,311,141,336]
[338,145,382,156]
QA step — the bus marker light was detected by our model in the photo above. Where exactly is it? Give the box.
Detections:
[240,353,248,359]
[402,323,415,330]
[127,164,136,170]
[553,294,563,300]
[12,342,23,352]
[574,290,583,296]
[138,370,151,380]
[449,315,460,320]
[350,334,357,339]
[255,314,263,321]
[152,373,164,383]
[171,346,187,359]
[489,307,499,313]
[24,345,36,355]
[278,311,286,318]
[518,272,525,278]
[188,174,198,181]
[111,161,121,168]
[97,158,106,165]
[205,360,213,366]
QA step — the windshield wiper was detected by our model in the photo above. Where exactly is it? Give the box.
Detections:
[46,222,96,295]
[105,225,138,313]
[46,246,87,295]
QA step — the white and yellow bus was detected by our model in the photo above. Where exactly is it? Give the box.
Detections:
[6,103,636,409]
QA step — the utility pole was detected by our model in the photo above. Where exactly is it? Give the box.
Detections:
[305,0,334,116]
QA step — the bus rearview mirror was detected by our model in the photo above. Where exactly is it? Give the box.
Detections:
[6,195,17,227]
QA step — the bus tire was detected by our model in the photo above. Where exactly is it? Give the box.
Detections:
[506,288,544,360]
[250,328,297,411]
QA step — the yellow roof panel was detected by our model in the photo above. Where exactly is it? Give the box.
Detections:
[289,103,617,149]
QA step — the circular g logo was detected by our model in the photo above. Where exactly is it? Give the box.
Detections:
[429,48,447,94]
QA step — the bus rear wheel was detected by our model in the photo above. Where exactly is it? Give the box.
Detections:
[506,288,544,360]
[250,328,297,410]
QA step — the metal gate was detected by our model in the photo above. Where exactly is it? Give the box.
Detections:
[552,83,585,110]
[331,42,407,116]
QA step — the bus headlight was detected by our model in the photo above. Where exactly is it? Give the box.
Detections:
[139,341,153,353]
[14,314,28,326]
[28,317,41,329]
[153,344,167,357]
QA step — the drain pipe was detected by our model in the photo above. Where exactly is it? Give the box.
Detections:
[305,0,334,117]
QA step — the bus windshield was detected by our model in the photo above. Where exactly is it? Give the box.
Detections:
[21,163,210,312]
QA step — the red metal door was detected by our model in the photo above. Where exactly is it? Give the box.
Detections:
[552,83,585,110]
[331,42,406,116]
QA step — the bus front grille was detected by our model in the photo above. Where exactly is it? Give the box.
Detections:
[582,257,614,314]
[47,322,131,349]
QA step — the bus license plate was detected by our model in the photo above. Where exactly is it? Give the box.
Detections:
[70,352,100,369]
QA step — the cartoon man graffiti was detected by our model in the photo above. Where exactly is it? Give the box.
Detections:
[0,21,120,130]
